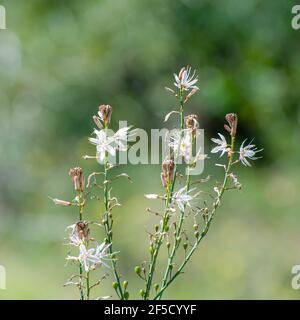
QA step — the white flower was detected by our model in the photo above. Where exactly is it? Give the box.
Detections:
[88,127,136,163]
[88,129,115,163]
[211,133,228,157]
[113,127,136,151]
[174,67,198,91]
[172,187,197,212]
[239,139,262,167]
[168,129,193,161]
[67,243,111,272]
[66,224,82,246]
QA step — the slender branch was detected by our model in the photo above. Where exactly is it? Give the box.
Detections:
[102,125,125,300]
[86,271,90,300]
[157,166,191,299]
[143,89,184,299]
[77,191,85,300]
[154,135,236,299]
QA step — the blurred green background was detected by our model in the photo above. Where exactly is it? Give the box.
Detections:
[0,0,300,299]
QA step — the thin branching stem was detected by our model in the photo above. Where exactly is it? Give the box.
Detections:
[102,125,125,300]
[153,134,236,299]
[144,89,185,299]
[77,191,85,300]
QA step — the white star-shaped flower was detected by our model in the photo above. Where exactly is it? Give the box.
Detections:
[211,133,228,157]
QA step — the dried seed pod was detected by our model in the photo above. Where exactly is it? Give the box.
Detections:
[69,167,85,192]
[161,159,175,188]
[185,114,199,131]
[98,104,112,126]
[75,221,90,240]
[225,113,238,137]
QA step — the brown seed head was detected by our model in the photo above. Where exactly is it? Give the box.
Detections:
[69,167,85,192]
[185,114,199,131]
[225,113,238,137]
[75,221,90,240]
[161,159,175,188]
[98,104,112,126]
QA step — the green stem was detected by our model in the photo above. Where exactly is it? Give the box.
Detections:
[143,89,185,300]
[102,125,125,300]
[77,191,85,300]
[157,135,193,300]
[154,135,236,300]
[86,272,90,300]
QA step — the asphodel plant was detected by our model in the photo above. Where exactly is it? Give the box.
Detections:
[51,66,262,300]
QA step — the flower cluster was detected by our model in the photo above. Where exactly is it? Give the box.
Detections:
[84,104,136,163]
[51,66,262,300]
[51,104,134,300]
[139,66,262,300]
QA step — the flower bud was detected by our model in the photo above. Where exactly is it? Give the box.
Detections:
[112,282,119,289]
[154,283,159,291]
[161,159,175,188]
[193,224,198,231]
[124,292,129,300]
[98,104,112,127]
[134,266,142,275]
[75,221,90,240]
[185,114,199,132]
[149,246,155,255]
[51,198,72,206]
[69,167,85,192]
[139,289,145,297]
[225,113,238,137]
[123,281,128,289]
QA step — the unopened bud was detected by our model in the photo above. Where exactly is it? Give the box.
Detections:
[134,266,142,275]
[193,224,198,231]
[123,281,128,289]
[154,283,159,291]
[225,113,238,137]
[112,282,118,290]
[139,289,145,297]
[75,221,90,240]
[124,291,129,300]
[194,231,199,238]
[98,104,112,127]
[51,198,72,206]
[161,159,175,188]
[69,167,85,192]
[155,224,159,232]
[183,242,188,250]
[166,242,171,249]
[185,114,199,131]
[149,246,155,255]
